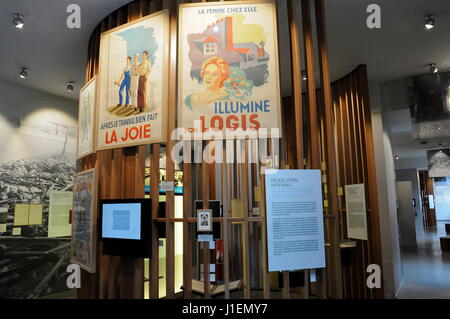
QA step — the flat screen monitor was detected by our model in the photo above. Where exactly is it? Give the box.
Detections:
[99,198,151,258]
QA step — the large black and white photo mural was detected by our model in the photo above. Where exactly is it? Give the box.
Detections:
[427,148,450,178]
[0,85,77,299]
[410,72,450,141]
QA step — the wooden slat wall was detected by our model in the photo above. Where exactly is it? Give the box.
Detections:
[329,65,385,299]
[77,0,385,300]
[79,0,164,299]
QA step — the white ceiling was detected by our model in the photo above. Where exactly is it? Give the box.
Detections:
[324,0,450,168]
[325,0,450,84]
[3,0,450,99]
[0,0,132,100]
[2,0,450,103]
[379,76,450,164]
[2,0,449,169]
[384,109,449,158]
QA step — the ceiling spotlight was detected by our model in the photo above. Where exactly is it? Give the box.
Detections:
[13,13,24,29]
[425,15,435,30]
[19,67,28,79]
[66,82,74,92]
[429,63,438,74]
[301,70,307,81]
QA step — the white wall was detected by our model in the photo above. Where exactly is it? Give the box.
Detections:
[396,168,422,224]
[379,78,428,171]
[395,157,427,170]
[0,80,78,163]
[0,80,78,298]
[370,83,404,298]
[396,181,417,247]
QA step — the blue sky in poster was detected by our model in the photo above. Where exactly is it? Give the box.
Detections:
[117,26,158,65]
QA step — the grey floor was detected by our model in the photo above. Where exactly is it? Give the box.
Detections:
[397,220,450,299]
[40,289,76,299]
[44,221,450,299]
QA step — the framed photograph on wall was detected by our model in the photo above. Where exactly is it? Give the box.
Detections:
[70,168,98,273]
[197,209,212,232]
[77,76,97,159]
[178,0,282,139]
[96,10,169,150]
[427,148,450,178]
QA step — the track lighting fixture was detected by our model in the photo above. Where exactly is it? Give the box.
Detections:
[425,15,435,30]
[301,70,307,81]
[19,67,28,79]
[429,63,438,74]
[66,82,74,92]
[13,13,24,29]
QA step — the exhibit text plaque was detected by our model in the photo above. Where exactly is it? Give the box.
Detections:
[265,169,325,271]
[344,184,368,241]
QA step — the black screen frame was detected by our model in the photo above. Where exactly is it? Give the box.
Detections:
[99,198,151,258]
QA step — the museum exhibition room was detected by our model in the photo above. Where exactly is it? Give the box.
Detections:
[1,0,450,306]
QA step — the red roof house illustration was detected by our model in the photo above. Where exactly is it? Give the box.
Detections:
[193,16,266,65]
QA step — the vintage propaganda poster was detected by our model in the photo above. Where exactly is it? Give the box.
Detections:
[178,0,281,138]
[96,10,169,150]
[77,76,96,159]
[70,168,98,273]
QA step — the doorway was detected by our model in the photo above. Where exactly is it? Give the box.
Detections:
[396,171,450,298]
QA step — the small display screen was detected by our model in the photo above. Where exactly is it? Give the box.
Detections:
[101,203,141,240]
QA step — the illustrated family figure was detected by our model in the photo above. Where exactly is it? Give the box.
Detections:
[115,51,152,112]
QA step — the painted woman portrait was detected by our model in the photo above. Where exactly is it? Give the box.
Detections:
[185,57,230,109]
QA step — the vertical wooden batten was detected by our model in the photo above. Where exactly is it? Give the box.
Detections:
[150,144,160,299]
[241,142,251,299]
[314,0,343,299]
[288,0,304,168]
[358,66,384,299]
[163,0,178,299]
[183,141,193,298]
[330,65,385,298]
[202,141,211,299]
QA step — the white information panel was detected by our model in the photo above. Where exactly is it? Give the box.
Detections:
[265,169,325,272]
[48,191,73,238]
[344,184,368,240]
